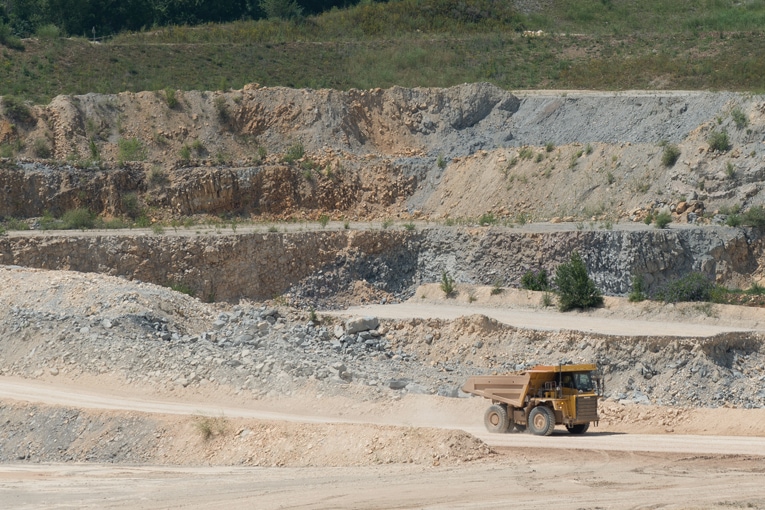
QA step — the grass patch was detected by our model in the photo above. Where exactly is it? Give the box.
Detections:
[118,138,147,164]
[708,130,731,152]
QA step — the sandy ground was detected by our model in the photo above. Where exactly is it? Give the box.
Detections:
[4,289,765,508]
[2,374,765,509]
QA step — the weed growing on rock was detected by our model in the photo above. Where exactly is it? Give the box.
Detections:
[117,138,147,165]
[403,222,415,231]
[318,214,330,228]
[381,218,393,229]
[519,147,534,160]
[478,212,497,226]
[32,138,51,158]
[440,271,455,297]
[437,153,446,169]
[268,225,278,232]
[541,292,553,307]
[193,415,227,441]
[742,205,765,227]
[149,167,169,187]
[731,107,748,129]
[661,144,681,167]
[545,142,554,152]
[628,275,647,302]
[585,143,593,155]
[725,162,736,180]
[257,146,267,162]
[491,280,503,295]
[653,211,672,228]
[170,281,195,296]
[606,171,615,184]
[554,252,603,312]
[283,143,305,163]
[708,129,731,152]
[164,88,179,109]
[2,95,32,124]
[343,220,350,229]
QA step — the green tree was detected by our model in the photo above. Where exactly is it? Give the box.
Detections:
[554,252,603,311]
[259,0,303,20]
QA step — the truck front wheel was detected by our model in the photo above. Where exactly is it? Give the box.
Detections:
[484,404,510,433]
[528,406,555,436]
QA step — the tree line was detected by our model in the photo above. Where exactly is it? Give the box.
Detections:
[0,0,359,37]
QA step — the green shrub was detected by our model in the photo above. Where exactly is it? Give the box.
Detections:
[628,274,647,302]
[661,144,681,167]
[35,24,61,40]
[257,146,267,161]
[0,21,24,50]
[553,252,603,311]
[521,269,549,291]
[2,95,33,124]
[122,192,141,219]
[742,205,765,227]
[118,138,147,164]
[654,272,714,303]
[62,208,95,230]
[654,211,672,229]
[708,130,731,152]
[4,217,29,231]
[259,0,303,20]
[179,144,191,161]
[318,214,330,228]
[491,280,503,295]
[32,138,52,158]
[545,142,554,152]
[164,88,179,109]
[283,142,305,163]
[440,271,455,297]
[214,96,230,124]
[403,222,416,231]
[89,139,100,161]
[149,167,169,187]
[437,153,446,169]
[731,107,748,129]
[725,213,742,227]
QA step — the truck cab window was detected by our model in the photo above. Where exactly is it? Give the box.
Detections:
[573,373,593,392]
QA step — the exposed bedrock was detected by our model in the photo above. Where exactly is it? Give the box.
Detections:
[1,226,761,304]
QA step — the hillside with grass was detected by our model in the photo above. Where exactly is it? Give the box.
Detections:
[2,0,765,103]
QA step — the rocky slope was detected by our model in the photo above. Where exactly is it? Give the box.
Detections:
[2,85,765,223]
[1,224,763,303]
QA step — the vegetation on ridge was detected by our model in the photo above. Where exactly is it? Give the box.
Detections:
[2,1,765,102]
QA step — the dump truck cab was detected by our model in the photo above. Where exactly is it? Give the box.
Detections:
[462,363,603,436]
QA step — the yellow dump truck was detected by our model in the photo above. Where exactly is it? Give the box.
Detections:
[462,363,603,436]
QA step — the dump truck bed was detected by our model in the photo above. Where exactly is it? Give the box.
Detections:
[461,374,531,408]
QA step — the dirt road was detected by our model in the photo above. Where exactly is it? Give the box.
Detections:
[331,302,756,336]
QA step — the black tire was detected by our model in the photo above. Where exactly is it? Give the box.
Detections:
[566,423,590,434]
[484,404,510,433]
[528,406,556,436]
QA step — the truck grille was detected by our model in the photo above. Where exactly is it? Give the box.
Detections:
[576,396,599,421]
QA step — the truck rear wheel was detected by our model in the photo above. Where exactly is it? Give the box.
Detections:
[566,423,590,434]
[484,404,510,433]
[528,406,555,436]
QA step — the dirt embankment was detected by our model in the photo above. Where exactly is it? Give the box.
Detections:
[2,85,765,223]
